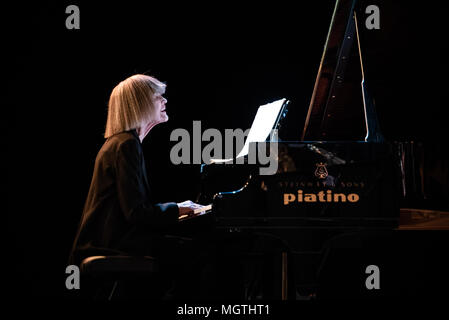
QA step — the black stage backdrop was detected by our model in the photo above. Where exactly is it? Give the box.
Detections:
[8,0,449,302]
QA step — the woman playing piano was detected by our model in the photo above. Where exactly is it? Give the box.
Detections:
[69,74,209,298]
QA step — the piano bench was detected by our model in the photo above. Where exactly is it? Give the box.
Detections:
[79,255,161,300]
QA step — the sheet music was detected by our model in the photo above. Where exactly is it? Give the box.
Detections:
[211,98,286,163]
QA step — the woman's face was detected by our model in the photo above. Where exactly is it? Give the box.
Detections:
[152,93,169,124]
[139,93,168,141]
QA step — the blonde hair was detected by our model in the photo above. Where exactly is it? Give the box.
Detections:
[104,74,166,138]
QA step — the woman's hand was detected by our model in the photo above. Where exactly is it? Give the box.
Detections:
[177,200,197,217]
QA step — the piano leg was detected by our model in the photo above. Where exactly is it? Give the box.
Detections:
[281,251,288,300]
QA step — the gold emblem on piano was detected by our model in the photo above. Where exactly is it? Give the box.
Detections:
[315,162,328,179]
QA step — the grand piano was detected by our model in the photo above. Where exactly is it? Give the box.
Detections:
[199,0,398,216]
[186,0,448,300]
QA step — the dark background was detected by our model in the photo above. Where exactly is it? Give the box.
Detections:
[8,0,449,300]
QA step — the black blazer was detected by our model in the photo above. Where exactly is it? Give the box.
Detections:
[69,129,179,264]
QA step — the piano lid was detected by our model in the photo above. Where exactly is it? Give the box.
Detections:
[301,0,383,142]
